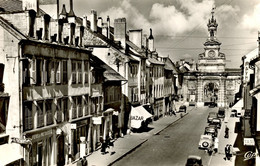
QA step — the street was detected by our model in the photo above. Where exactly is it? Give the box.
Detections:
[113,107,220,166]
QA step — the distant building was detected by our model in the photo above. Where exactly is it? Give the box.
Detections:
[180,9,241,107]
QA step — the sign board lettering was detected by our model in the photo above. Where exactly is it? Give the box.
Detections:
[243,138,255,146]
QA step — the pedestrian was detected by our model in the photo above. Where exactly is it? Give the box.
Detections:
[81,156,88,166]
[228,144,233,160]
[224,144,229,160]
[172,109,176,117]
[214,138,219,153]
[224,125,229,138]
[101,137,107,155]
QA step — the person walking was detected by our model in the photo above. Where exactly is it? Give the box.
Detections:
[224,144,229,160]
[81,156,88,166]
[224,125,229,138]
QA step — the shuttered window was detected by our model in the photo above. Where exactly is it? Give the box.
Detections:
[37,101,44,128]
[23,102,33,131]
[46,100,53,125]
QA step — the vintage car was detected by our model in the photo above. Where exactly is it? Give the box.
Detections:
[210,118,221,129]
[178,105,187,113]
[185,155,203,166]
[207,112,218,123]
[217,107,225,119]
[204,126,218,137]
[198,134,213,149]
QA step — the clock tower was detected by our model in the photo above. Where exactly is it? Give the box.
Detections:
[197,8,226,72]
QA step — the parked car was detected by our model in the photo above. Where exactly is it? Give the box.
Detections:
[198,134,213,149]
[210,118,221,129]
[217,107,225,119]
[189,101,196,106]
[204,126,218,137]
[178,105,187,113]
[208,102,217,108]
[185,155,203,166]
[207,112,218,123]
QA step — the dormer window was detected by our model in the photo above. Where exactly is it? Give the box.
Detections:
[43,15,51,40]
[28,10,36,38]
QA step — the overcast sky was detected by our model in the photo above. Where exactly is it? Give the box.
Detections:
[62,0,260,68]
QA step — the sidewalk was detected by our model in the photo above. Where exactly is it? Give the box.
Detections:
[71,104,192,166]
[209,109,239,166]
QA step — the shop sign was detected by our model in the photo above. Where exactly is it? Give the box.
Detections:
[71,124,77,130]
[32,130,52,140]
[243,138,255,146]
[92,117,102,124]
[11,137,32,145]
[244,151,257,161]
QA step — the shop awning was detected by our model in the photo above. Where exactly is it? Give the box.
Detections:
[130,106,153,129]
[0,143,23,165]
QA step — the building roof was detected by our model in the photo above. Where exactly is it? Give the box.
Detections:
[147,57,165,65]
[91,55,126,82]
[0,16,26,39]
[0,0,22,13]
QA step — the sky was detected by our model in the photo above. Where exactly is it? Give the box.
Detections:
[62,0,260,68]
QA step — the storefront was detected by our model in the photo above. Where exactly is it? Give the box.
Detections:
[25,128,55,166]
[70,118,91,161]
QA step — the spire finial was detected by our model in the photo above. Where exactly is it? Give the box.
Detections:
[211,6,215,20]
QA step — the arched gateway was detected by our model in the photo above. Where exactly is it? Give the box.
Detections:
[182,9,241,107]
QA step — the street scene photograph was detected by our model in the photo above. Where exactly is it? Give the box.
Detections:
[0,0,259,166]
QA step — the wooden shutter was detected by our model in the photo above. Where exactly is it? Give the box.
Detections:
[29,59,36,84]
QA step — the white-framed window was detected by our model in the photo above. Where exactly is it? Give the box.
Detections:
[56,61,61,84]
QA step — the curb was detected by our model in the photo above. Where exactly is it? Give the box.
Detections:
[108,139,148,166]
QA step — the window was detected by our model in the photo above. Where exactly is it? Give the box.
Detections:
[36,59,42,85]
[84,61,88,84]
[23,59,30,85]
[46,100,53,125]
[84,95,89,116]
[72,61,77,84]
[62,61,68,84]
[46,60,55,84]
[63,98,69,121]
[72,97,77,119]
[78,62,82,84]
[37,101,44,128]
[29,58,36,84]
[56,98,62,123]
[56,61,61,84]
[23,102,33,131]
[78,96,82,117]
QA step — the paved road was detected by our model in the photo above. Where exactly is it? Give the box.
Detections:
[113,107,219,166]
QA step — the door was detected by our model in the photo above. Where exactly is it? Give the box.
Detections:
[38,144,43,166]
[57,135,65,166]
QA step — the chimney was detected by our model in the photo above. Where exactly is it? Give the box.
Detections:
[129,29,142,48]
[148,28,154,52]
[67,0,76,23]
[90,10,97,32]
[114,18,126,48]
[59,4,67,19]
[83,15,87,28]
[107,16,110,39]
[97,17,103,27]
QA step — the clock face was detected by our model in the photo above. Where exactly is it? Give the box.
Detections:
[208,50,215,58]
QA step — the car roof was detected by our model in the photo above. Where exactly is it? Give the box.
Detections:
[187,155,202,160]
[201,134,212,139]
[212,118,221,121]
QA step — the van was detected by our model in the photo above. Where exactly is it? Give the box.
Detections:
[217,108,225,119]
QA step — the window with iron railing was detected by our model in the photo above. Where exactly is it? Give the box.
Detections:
[56,98,62,123]
[37,101,44,128]
[46,100,53,125]
[78,96,83,117]
[23,101,33,131]
[72,97,77,119]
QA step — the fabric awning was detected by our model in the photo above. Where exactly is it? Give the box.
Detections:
[130,106,153,129]
[0,143,23,165]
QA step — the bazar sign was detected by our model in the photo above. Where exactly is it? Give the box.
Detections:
[32,130,53,140]
[243,138,255,146]
[131,116,144,121]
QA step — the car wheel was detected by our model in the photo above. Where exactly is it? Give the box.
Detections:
[202,142,209,148]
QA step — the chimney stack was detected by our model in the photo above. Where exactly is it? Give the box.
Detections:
[114,18,126,48]
[107,16,110,39]
[67,0,75,23]
[129,29,142,48]
[90,10,97,32]
[148,28,154,52]
[97,17,103,27]
[83,15,88,28]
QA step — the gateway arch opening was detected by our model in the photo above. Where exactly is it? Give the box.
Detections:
[204,82,218,106]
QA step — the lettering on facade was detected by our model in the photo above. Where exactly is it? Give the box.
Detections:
[131,116,144,121]
[31,130,52,140]
[244,151,257,161]
[243,138,255,146]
